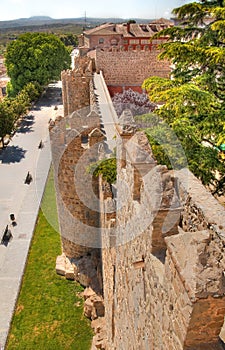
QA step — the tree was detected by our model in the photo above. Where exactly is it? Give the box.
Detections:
[0,81,41,145]
[5,32,71,95]
[21,82,42,102]
[142,0,225,194]
[11,90,31,118]
[58,34,78,48]
[0,101,15,147]
[4,82,38,120]
[88,157,117,184]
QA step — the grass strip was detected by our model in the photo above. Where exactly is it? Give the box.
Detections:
[6,167,93,350]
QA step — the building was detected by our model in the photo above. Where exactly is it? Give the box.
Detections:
[76,19,173,96]
[79,18,173,53]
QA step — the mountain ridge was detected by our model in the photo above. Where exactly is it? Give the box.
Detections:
[0,16,155,29]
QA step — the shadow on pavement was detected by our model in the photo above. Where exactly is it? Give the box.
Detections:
[33,105,41,111]
[37,86,62,107]
[24,115,34,121]
[17,115,35,134]
[0,145,27,164]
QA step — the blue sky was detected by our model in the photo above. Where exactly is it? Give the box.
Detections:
[0,0,192,21]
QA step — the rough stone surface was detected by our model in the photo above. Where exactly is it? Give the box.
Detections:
[61,56,95,116]
[93,48,171,87]
[55,60,225,350]
[50,108,105,258]
[101,130,225,350]
[55,254,66,276]
[83,287,96,300]
[91,317,107,350]
[84,291,105,320]
[65,256,75,280]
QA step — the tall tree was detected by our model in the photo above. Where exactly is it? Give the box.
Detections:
[0,82,40,146]
[10,90,31,119]
[0,101,15,147]
[5,33,71,95]
[142,0,225,194]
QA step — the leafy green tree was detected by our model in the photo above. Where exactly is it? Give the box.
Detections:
[0,82,40,145]
[4,84,35,120]
[88,157,117,184]
[11,90,31,118]
[142,0,225,194]
[21,82,42,102]
[58,34,78,47]
[0,101,15,147]
[5,32,71,95]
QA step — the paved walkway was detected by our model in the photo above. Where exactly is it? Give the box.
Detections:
[0,81,63,349]
[93,72,118,151]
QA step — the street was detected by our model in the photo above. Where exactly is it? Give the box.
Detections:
[0,81,63,349]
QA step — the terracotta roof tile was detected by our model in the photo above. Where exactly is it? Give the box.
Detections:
[84,23,116,36]
[83,18,173,39]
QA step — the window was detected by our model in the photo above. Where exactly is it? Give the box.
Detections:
[81,134,89,148]
[111,38,118,46]
[129,39,139,45]
[141,39,150,45]
[150,25,158,32]
[140,25,149,33]
[99,38,104,44]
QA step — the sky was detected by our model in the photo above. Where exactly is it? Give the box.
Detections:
[0,0,192,21]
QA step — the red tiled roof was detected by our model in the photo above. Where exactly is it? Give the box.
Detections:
[84,23,117,36]
[84,19,173,38]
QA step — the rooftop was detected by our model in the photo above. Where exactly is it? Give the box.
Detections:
[84,18,173,38]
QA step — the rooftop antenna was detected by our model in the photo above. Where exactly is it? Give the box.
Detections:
[83,10,87,30]
[153,0,157,20]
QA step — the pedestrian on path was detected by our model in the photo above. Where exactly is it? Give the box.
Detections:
[24,171,33,184]
[38,140,44,149]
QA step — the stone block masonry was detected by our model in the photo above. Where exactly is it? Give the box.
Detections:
[101,129,225,350]
[49,109,105,259]
[94,48,171,88]
[61,56,95,116]
[56,53,225,350]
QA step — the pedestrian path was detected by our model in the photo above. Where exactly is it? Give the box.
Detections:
[93,71,118,151]
[0,82,62,349]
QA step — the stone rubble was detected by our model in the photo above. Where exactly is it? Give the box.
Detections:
[56,253,106,349]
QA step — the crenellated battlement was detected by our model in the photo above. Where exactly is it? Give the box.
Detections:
[61,56,95,116]
[101,129,225,350]
[54,47,225,350]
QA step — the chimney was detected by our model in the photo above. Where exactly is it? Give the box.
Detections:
[127,22,130,34]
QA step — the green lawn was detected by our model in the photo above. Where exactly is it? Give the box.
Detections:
[6,167,93,350]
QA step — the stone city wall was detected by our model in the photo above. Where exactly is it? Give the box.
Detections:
[101,129,225,350]
[61,56,95,116]
[49,109,105,259]
[93,47,171,88]
[57,59,225,350]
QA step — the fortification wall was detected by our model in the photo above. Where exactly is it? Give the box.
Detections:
[57,58,225,350]
[101,130,225,350]
[50,108,106,258]
[61,56,95,116]
[93,48,170,88]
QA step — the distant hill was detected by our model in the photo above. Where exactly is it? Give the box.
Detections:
[0,16,154,30]
[27,16,53,21]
